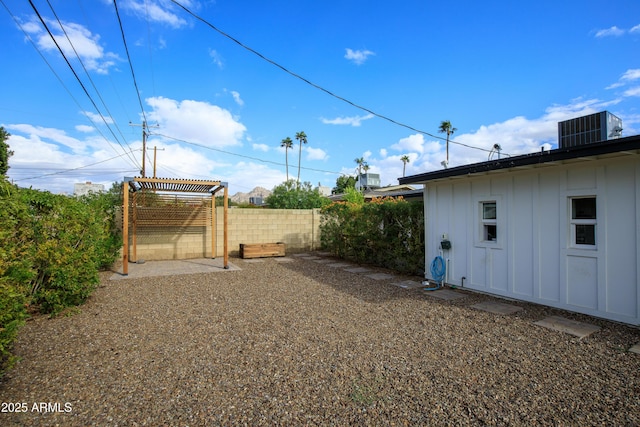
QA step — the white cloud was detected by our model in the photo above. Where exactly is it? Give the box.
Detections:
[224,162,286,192]
[119,0,189,29]
[623,87,640,97]
[344,48,375,65]
[5,129,139,194]
[595,26,625,37]
[23,18,119,74]
[150,142,223,178]
[630,24,640,34]
[231,91,244,106]
[363,98,619,187]
[145,96,246,148]
[82,111,114,125]
[321,113,374,127]
[7,124,90,154]
[75,125,95,133]
[209,49,224,68]
[621,69,640,82]
[390,134,426,154]
[306,147,328,161]
[252,143,269,152]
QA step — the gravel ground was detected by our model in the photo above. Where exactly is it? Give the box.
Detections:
[1,254,639,426]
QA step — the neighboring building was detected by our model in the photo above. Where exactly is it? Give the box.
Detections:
[400,131,640,326]
[329,184,422,202]
[316,183,332,196]
[248,196,264,206]
[74,181,104,196]
[355,172,381,191]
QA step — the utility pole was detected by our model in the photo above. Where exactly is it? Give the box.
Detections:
[153,146,165,178]
[129,121,159,177]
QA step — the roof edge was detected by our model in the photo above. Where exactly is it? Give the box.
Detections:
[399,134,640,185]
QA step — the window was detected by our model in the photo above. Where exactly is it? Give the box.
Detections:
[570,197,596,247]
[481,201,497,242]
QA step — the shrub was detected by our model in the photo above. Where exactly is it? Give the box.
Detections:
[0,181,31,375]
[320,196,424,275]
[0,181,121,376]
[265,180,331,209]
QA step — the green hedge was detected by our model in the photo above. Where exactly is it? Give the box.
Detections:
[319,196,424,275]
[0,181,121,376]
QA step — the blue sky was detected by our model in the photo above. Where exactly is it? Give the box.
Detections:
[1,0,639,195]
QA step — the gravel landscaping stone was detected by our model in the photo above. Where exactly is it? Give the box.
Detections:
[1,255,639,426]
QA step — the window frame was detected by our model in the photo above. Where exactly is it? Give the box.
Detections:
[569,196,597,249]
[481,201,498,242]
[475,197,502,248]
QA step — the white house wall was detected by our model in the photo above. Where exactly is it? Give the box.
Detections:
[423,156,640,325]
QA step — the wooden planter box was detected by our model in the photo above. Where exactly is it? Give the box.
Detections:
[240,243,286,259]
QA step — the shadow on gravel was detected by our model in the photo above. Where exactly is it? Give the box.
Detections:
[274,252,640,349]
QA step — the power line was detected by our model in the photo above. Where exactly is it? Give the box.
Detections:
[44,0,138,166]
[12,150,141,182]
[24,0,142,169]
[153,132,346,176]
[113,0,148,125]
[0,0,140,170]
[169,0,505,156]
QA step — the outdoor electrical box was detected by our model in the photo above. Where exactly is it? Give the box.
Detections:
[440,239,451,250]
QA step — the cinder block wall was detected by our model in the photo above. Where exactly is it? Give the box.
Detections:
[128,208,321,260]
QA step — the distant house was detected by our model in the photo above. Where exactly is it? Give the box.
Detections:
[400,132,640,326]
[315,183,332,197]
[74,181,104,197]
[329,184,422,202]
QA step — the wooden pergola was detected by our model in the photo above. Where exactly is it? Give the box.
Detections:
[121,176,229,275]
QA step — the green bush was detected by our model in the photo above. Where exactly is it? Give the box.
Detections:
[20,189,120,313]
[0,181,121,376]
[320,196,424,275]
[265,180,331,209]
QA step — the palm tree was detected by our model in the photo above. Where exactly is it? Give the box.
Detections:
[438,120,457,164]
[354,157,366,176]
[280,137,293,181]
[354,157,366,190]
[400,155,410,177]
[295,131,307,188]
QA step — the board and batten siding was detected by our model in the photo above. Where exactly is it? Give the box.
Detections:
[423,156,640,325]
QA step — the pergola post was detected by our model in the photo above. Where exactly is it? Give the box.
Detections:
[211,192,216,259]
[122,181,129,276]
[223,183,229,269]
[132,191,137,263]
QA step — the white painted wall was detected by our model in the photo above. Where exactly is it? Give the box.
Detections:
[424,156,640,325]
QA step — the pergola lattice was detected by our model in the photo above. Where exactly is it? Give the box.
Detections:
[121,176,229,275]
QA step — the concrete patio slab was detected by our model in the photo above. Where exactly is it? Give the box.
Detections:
[300,256,321,260]
[423,288,466,301]
[533,316,601,339]
[292,253,311,257]
[314,251,331,256]
[472,301,523,315]
[274,257,295,263]
[630,343,640,354]
[241,259,265,263]
[366,273,396,281]
[343,267,372,274]
[391,280,424,289]
[313,259,333,264]
[111,258,240,280]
